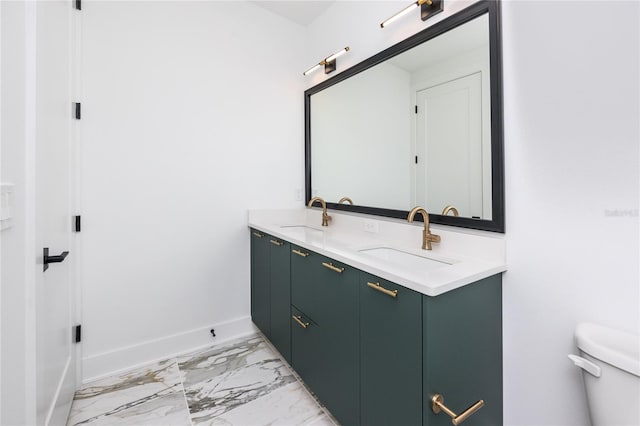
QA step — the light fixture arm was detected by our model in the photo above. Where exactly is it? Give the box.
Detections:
[303,47,350,76]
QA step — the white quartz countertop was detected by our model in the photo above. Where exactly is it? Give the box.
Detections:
[248,208,507,297]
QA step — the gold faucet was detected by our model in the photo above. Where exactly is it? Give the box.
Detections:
[442,205,459,217]
[338,197,353,205]
[308,196,332,226]
[407,206,441,250]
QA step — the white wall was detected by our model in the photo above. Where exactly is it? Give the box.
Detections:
[307,1,639,425]
[80,1,307,380]
[501,2,639,424]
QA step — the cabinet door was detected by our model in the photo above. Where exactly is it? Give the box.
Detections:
[423,274,502,426]
[313,255,360,426]
[360,273,422,426]
[269,237,291,363]
[250,229,270,337]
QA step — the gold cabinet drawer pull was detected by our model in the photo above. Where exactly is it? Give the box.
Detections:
[322,262,344,273]
[431,394,485,425]
[292,249,309,257]
[252,232,263,238]
[367,281,398,298]
[270,239,284,246]
[292,315,310,329]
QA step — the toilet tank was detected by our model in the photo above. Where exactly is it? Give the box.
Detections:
[570,323,640,426]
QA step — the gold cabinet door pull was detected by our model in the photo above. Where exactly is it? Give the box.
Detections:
[292,315,310,329]
[431,394,485,425]
[292,249,309,257]
[322,262,344,273]
[270,239,284,246]
[252,232,263,238]
[367,282,398,298]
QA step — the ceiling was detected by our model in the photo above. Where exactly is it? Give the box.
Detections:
[252,1,336,26]
[389,13,489,72]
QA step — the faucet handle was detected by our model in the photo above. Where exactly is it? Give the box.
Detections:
[422,229,441,250]
[322,213,332,227]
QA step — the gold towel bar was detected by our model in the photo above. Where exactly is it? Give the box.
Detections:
[431,394,485,425]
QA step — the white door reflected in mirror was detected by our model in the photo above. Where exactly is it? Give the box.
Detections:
[415,71,491,220]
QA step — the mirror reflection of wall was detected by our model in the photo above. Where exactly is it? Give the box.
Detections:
[310,13,492,219]
[311,62,411,210]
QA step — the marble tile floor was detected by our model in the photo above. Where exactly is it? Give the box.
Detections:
[67,334,337,426]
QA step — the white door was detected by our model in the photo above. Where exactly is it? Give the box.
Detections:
[35,1,77,424]
[415,72,483,218]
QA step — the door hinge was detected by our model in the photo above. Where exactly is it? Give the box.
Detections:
[74,0,81,11]
[415,105,418,114]
[74,325,82,343]
[74,102,81,120]
[75,215,81,232]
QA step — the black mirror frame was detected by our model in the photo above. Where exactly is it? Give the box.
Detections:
[305,0,504,233]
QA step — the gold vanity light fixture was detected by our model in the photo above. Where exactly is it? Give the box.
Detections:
[303,47,350,76]
[380,0,443,29]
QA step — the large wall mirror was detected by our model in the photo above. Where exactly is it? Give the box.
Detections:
[305,1,504,232]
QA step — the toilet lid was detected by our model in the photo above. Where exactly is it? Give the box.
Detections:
[575,323,640,377]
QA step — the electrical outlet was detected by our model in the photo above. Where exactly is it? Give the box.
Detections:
[294,188,303,201]
[363,219,379,233]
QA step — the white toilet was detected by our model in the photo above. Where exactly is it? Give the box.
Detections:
[569,323,640,426]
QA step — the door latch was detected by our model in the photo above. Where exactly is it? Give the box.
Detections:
[43,248,69,272]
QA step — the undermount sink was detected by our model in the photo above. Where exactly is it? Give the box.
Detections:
[358,247,451,271]
[278,225,324,241]
[280,225,322,230]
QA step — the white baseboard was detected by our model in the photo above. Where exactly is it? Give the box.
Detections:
[82,316,257,384]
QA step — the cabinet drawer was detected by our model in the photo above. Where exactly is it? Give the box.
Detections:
[292,248,357,323]
[290,306,323,394]
[290,244,317,320]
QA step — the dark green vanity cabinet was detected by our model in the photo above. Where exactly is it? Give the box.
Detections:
[291,245,360,426]
[360,273,423,426]
[423,274,503,426]
[250,229,503,426]
[249,229,291,363]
